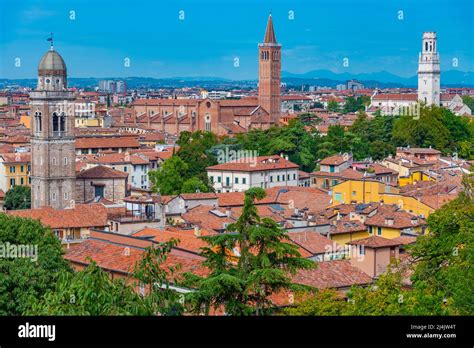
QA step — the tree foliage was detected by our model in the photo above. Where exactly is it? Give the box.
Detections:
[0,214,70,315]
[4,185,31,210]
[185,188,314,315]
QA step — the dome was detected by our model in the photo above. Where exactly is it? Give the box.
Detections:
[38,49,67,75]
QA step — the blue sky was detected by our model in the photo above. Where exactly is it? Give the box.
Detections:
[0,0,472,79]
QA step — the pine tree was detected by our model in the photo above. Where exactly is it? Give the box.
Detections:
[185,188,314,315]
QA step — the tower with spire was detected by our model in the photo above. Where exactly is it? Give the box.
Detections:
[418,32,441,106]
[258,14,281,122]
[29,39,76,209]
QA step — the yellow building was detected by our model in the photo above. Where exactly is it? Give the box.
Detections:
[0,153,31,192]
[332,179,436,218]
[398,170,436,187]
[75,116,104,128]
[332,179,400,205]
[20,114,31,129]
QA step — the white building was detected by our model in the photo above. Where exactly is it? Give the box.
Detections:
[206,155,299,193]
[418,32,441,106]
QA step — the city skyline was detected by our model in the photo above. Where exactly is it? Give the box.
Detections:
[0,0,473,80]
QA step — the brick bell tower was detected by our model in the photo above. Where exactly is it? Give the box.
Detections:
[258,14,281,122]
[29,39,76,209]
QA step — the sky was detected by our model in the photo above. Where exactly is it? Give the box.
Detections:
[0,0,473,79]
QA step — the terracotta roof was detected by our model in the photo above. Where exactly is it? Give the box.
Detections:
[330,219,367,235]
[396,147,441,155]
[292,260,373,289]
[348,236,402,248]
[207,155,298,172]
[180,192,218,201]
[8,204,108,229]
[75,136,140,149]
[132,227,212,253]
[288,231,337,255]
[65,238,207,277]
[76,165,128,179]
[319,154,350,166]
[365,211,426,229]
[391,236,417,245]
[0,152,31,163]
[182,205,235,232]
[372,93,417,101]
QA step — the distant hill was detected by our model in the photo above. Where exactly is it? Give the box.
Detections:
[0,69,472,90]
[282,69,474,88]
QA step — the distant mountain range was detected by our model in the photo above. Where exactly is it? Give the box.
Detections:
[1,70,472,90]
[281,69,474,88]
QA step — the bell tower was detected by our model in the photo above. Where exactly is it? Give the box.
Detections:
[418,32,441,106]
[29,39,76,209]
[258,15,281,122]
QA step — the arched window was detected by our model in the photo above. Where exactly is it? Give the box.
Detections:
[425,42,428,51]
[205,114,211,132]
[34,111,42,133]
[52,112,59,132]
[64,157,68,165]
[60,112,66,132]
[52,157,57,165]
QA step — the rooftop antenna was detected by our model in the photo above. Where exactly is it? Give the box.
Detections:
[47,32,54,50]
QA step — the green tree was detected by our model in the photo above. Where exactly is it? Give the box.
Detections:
[4,185,31,210]
[327,100,340,112]
[0,214,70,315]
[408,171,474,315]
[461,95,474,115]
[26,262,151,315]
[185,188,314,315]
[176,131,218,182]
[181,177,211,194]
[134,239,186,315]
[149,156,188,195]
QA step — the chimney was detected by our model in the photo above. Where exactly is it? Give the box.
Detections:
[385,217,394,226]
[225,207,232,217]
[194,226,201,237]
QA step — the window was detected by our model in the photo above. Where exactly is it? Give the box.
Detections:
[217,176,221,183]
[242,178,246,184]
[52,157,57,165]
[20,165,24,172]
[377,227,382,236]
[334,192,343,203]
[225,177,230,186]
[277,175,280,181]
[358,245,365,256]
[235,177,239,184]
[124,167,127,172]
[34,111,42,132]
[368,226,373,234]
[210,176,214,183]
[205,114,211,132]
[352,191,356,196]
[20,178,24,185]
[9,178,15,187]
[94,185,104,198]
[51,192,56,201]
[293,173,296,180]
[287,174,290,180]
[64,157,68,165]
[64,192,69,200]
[270,176,273,182]
[330,165,335,173]
[52,112,59,132]
[9,166,15,173]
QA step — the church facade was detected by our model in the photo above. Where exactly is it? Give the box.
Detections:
[130,15,282,136]
[29,45,76,209]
